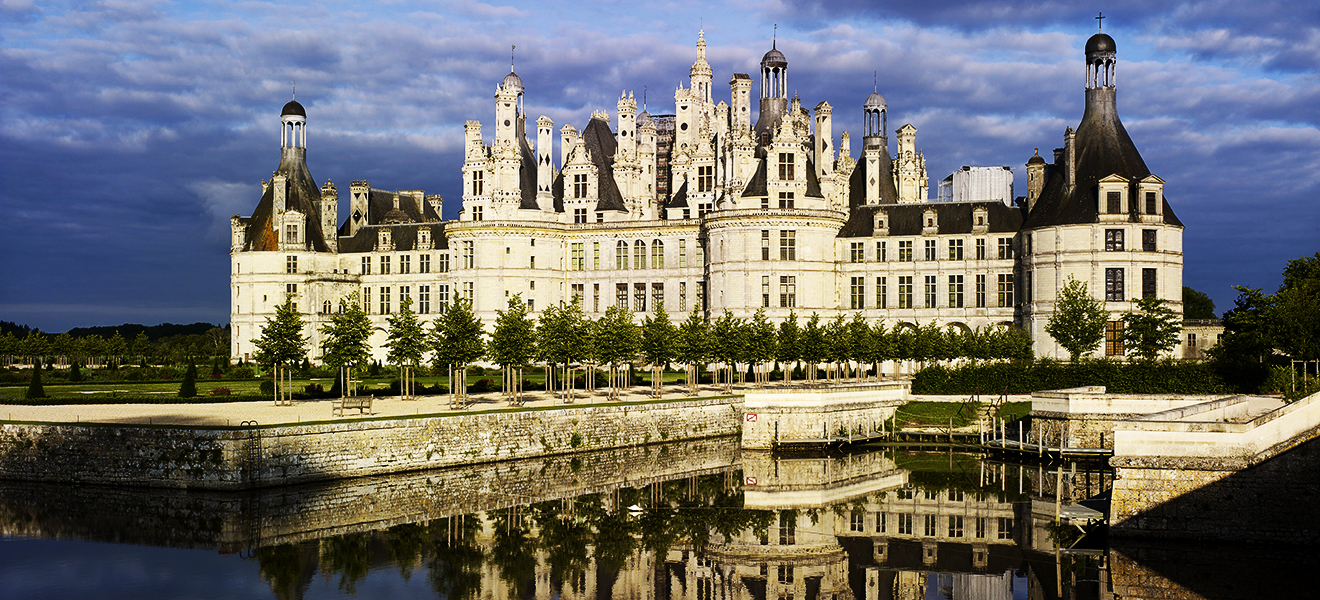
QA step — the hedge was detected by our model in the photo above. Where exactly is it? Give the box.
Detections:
[911,359,1231,395]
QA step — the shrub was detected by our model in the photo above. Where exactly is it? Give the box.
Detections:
[25,364,44,399]
[209,387,232,396]
[469,378,494,394]
[228,366,255,379]
[259,380,275,395]
[911,359,1231,395]
[178,362,198,398]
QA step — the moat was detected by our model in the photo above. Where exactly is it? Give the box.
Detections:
[0,438,1312,599]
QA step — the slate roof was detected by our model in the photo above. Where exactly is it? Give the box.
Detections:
[581,117,627,212]
[336,188,440,236]
[337,223,447,254]
[239,148,331,252]
[739,153,825,199]
[1022,89,1182,229]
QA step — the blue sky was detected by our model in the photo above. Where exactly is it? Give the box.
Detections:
[2,0,1317,332]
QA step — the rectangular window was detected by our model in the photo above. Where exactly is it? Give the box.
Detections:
[698,202,712,218]
[1145,191,1157,214]
[361,256,371,275]
[1025,233,1032,255]
[1143,268,1157,299]
[471,170,484,196]
[652,241,664,269]
[284,224,298,244]
[976,238,986,260]
[949,275,964,308]
[461,281,473,302]
[975,274,986,308]
[419,254,430,273]
[875,512,886,534]
[573,174,589,198]
[698,281,706,310]
[1105,229,1125,251]
[948,515,964,538]
[924,514,937,536]
[680,281,688,312]
[574,208,588,223]
[1105,268,1125,302]
[286,283,297,296]
[997,517,1013,540]
[778,191,795,209]
[593,283,600,312]
[362,288,371,313]
[924,239,937,261]
[779,512,796,545]
[898,240,913,262]
[975,517,986,539]
[593,242,600,270]
[437,284,450,313]
[679,239,687,267]
[571,243,584,271]
[419,285,430,314]
[1107,191,1122,214]
[778,152,795,181]
[697,239,705,265]
[850,511,864,532]
[850,277,865,309]
[877,241,886,261]
[898,276,913,308]
[617,241,629,270]
[779,230,796,260]
[399,255,411,274]
[761,196,769,209]
[616,283,628,309]
[400,285,410,304]
[571,283,584,304]
[897,513,913,535]
[948,239,963,260]
[697,165,714,193]
[634,283,647,312]
[380,256,391,274]
[285,255,298,274]
[997,238,1014,259]
[876,277,887,309]
[462,241,474,268]
[762,230,771,260]
[652,283,664,310]
[850,242,864,263]
[380,286,391,314]
[472,205,483,221]
[997,274,1015,307]
[924,276,937,307]
[1143,229,1157,252]
[779,276,796,308]
[1106,321,1125,357]
[634,241,645,270]
[762,276,771,308]
[777,565,794,584]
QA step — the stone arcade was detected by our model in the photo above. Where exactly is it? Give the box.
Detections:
[230,30,1185,363]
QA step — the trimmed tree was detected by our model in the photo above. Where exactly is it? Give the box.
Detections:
[640,302,677,398]
[22,331,48,398]
[776,311,801,386]
[489,294,538,404]
[799,313,827,384]
[710,310,745,393]
[595,304,640,400]
[1121,296,1183,361]
[385,295,429,401]
[537,299,589,402]
[1046,277,1108,362]
[747,309,777,387]
[431,297,485,405]
[320,293,373,400]
[179,361,197,398]
[251,295,307,405]
[676,305,710,395]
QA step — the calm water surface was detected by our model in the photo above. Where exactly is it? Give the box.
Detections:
[0,439,1311,599]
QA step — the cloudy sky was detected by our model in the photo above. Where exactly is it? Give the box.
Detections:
[2,0,1317,332]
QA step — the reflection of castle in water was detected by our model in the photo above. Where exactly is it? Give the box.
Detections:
[0,443,1089,600]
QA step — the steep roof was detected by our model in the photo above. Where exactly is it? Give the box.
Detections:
[240,148,331,252]
[581,117,627,212]
[841,200,1024,238]
[337,223,447,254]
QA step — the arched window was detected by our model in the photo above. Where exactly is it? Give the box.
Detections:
[652,240,664,269]
[634,240,646,270]
[616,240,629,270]
[322,300,332,314]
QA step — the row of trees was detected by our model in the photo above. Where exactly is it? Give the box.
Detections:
[0,327,229,370]
[1209,253,1320,395]
[253,291,1033,404]
[1045,277,1183,361]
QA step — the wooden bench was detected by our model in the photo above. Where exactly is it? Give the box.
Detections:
[332,396,373,416]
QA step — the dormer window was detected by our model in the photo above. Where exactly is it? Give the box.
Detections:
[922,209,938,234]
[778,153,795,181]
[377,229,392,251]
[1137,175,1165,221]
[1098,174,1130,220]
[417,228,431,250]
[284,224,299,244]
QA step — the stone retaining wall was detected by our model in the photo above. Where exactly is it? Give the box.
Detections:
[1030,387,1231,448]
[0,398,742,490]
[741,383,908,449]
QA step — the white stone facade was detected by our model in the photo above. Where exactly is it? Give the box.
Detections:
[230,31,1186,363]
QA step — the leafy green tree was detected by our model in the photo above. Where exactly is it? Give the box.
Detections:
[824,314,849,381]
[179,361,198,398]
[385,295,429,400]
[868,319,891,378]
[50,332,74,371]
[489,294,538,403]
[106,330,127,370]
[1046,277,1108,361]
[1183,286,1217,320]
[321,293,373,398]
[1270,253,1320,363]
[676,306,710,394]
[640,302,676,397]
[799,313,826,384]
[431,297,485,403]
[131,331,152,367]
[78,334,104,369]
[776,311,801,385]
[746,309,778,386]
[537,299,589,402]
[710,310,745,392]
[595,305,640,399]
[252,295,308,404]
[1120,296,1183,361]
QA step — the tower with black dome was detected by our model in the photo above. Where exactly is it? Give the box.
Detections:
[755,40,789,140]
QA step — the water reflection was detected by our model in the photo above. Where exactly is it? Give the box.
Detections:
[1,439,1303,599]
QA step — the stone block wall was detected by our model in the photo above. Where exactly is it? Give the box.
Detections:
[0,398,742,490]
[742,383,907,449]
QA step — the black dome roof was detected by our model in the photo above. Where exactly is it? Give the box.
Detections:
[1085,33,1115,55]
[761,47,787,68]
[281,99,306,117]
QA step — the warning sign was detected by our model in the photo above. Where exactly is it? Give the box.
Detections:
[745,476,757,486]
[745,413,758,422]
